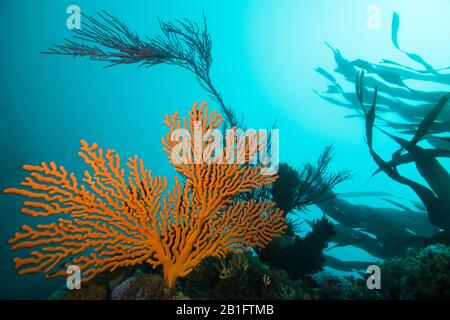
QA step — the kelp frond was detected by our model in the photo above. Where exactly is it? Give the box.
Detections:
[316,12,450,142]
[357,72,450,230]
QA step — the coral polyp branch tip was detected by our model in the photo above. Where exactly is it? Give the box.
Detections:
[5,102,286,288]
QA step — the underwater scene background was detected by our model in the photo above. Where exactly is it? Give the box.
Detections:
[0,0,449,299]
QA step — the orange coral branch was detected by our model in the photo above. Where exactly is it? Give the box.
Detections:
[6,141,167,282]
[6,102,286,288]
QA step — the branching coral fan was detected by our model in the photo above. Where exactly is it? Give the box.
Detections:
[5,102,286,288]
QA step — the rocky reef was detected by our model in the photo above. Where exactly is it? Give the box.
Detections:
[52,245,450,300]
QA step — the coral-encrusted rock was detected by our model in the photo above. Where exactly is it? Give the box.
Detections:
[52,268,136,300]
[111,274,188,300]
[59,283,110,300]
[382,244,450,299]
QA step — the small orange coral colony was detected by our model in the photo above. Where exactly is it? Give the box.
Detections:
[6,102,286,288]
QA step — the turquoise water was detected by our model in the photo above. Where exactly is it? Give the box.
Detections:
[0,0,449,299]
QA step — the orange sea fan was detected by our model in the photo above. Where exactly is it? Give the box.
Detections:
[6,102,286,288]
